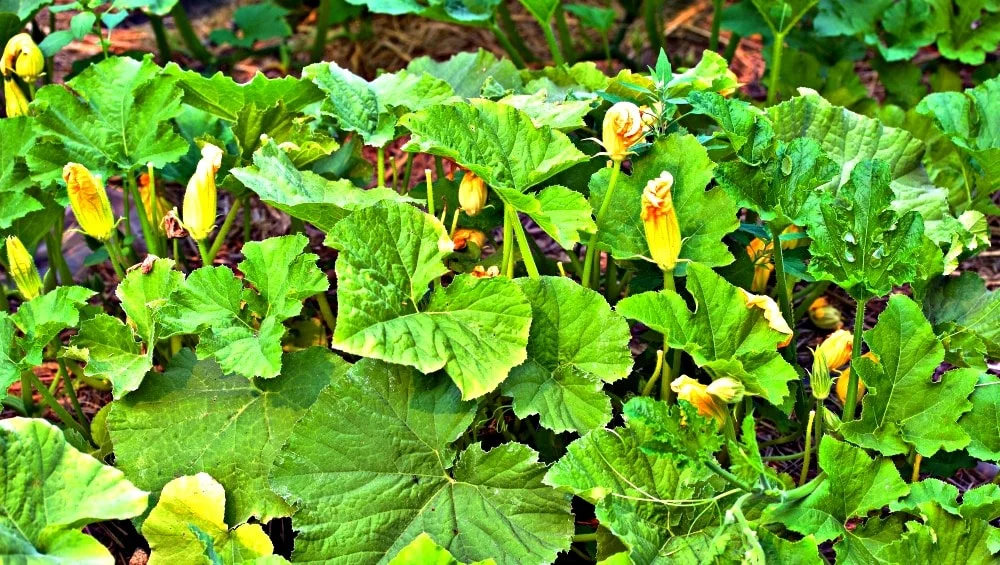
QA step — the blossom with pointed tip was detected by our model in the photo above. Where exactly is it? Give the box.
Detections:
[746,237,773,293]
[182,144,224,241]
[139,173,170,234]
[817,329,853,370]
[810,349,832,400]
[836,351,878,405]
[671,375,743,426]
[3,34,44,82]
[5,235,42,301]
[4,78,29,117]
[740,289,793,347]
[808,297,843,330]
[458,171,487,216]
[641,171,682,272]
[64,163,115,241]
[602,102,644,161]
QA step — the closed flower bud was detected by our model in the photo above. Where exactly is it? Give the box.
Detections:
[746,238,773,293]
[471,265,500,278]
[452,228,486,252]
[808,297,843,330]
[3,34,44,82]
[740,289,793,347]
[706,377,745,404]
[5,236,42,301]
[641,171,682,272]
[836,351,877,405]
[672,375,735,427]
[810,349,832,400]
[182,144,223,241]
[64,163,115,241]
[602,102,644,162]
[4,78,29,117]
[458,171,487,217]
[817,329,853,370]
[139,173,170,234]
[638,102,662,133]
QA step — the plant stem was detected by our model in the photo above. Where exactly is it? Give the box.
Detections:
[23,369,90,440]
[196,239,211,266]
[316,292,336,336]
[106,232,128,279]
[206,199,243,263]
[243,198,252,241]
[705,459,756,493]
[508,207,539,278]
[643,0,662,54]
[311,0,332,62]
[572,533,598,544]
[401,156,414,193]
[661,273,680,402]
[554,5,574,63]
[147,163,164,255]
[149,14,172,64]
[760,430,802,447]
[126,171,160,257]
[911,454,923,483]
[170,3,213,65]
[20,372,34,416]
[488,23,527,69]
[722,33,742,62]
[424,169,435,218]
[766,33,785,105]
[46,228,73,286]
[769,224,796,363]
[57,358,89,432]
[798,410,816,486]
[501,210,514,278]
[496,3,537,64]
[641,349,665,396]
[582,161,622,289]
[376,147,385,188]
[843,298,867,421]
[539,23,566,65]
[762,448,815,462]
[709,0,723,52]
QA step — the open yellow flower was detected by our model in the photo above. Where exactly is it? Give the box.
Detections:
[602,102,644,162]
[5,235,42,301]
[746,237,774,293]
[4,78,29,117]
[817,329,853,370]
[641,171,682,272]
[3,33,44,82]
[64,163,115,241]
[808,297,843,330]
[458,171,487,216]
[740,289,793,347]
[836,351,878,405]
[182,144,224,241]
[671,375,744,427]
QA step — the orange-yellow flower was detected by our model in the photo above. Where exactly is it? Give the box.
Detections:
[138,173,170,234]
[452,228,486,252]
[836,351,878,405]
[817,329,853,370]
[5,235,42,301]
[740,289,793,347]
[4,78,29,117]
[602,102,644,162]
[458,171,487,216]
[64,163,115,241]
[808,297,843,330]
[182,144,223,241]
[671,375,744,427]
[471,265,500,278]
[746,238,773,293]
[781,225,806,250]
[641,171,682,272]
[2,33,44,82]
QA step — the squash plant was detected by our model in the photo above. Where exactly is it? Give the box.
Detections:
[1,28,999,565]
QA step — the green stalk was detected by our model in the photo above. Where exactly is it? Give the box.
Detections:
[23,369,90,441]
[792,281,831,322]
[170,3,213,65]
[722,33,742,62]
[243,198,252,242]
[798,410,815,486]
[508,206,540,278]
[196,239,212,266]
[311,0,332,62]
[206,199,243,263]
[761,448,814,462]
[376,147,386,188]
[705,459,756,493]
[316,292,336,335]
[572,533,598,544]
[126,171,160,257]
[46,228,73,286]
[0,287,7,313]
[147,163,165,256]
[425,169,435,218]
[661,273,680,402]
[501,210,514,278]
[554,5,574,63]
[843,298,867,421]
[641,350,665,396]
[20,372,34,416]
[401,156,414,194]
[539,22,566,65]
[643,0,662,54]
[488,23,527,69]
[106,231,128,279]
[497,3,538,63]
[769,224,795,362]
[57,358,89,432]
[149,14,173,64]
[709,0,723,52]
[581,161,622,289]
[766,33,785,105]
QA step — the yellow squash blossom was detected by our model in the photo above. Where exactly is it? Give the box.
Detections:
[810,349,832,400]
[740,289,793,347]
[5,235,42,301]
[817,329,853,370]
[641,171,682,272]
[182,144,224,241]
[458,171,487,216]
[64,163,115,241]
[452,228,486,252]
[781,224,806,250]
[746,237,773,293]
[471,265,500,278]
[4,78,29,117]
[671,375,744,427]
[836,351,878,405]
[808,297,843,330]
[2,33,43,82]
[138,173,170,233]
[602,102,644,162]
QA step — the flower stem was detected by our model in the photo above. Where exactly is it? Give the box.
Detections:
[798,410,816,486]
[316,291,336,336]
[582,161,622,289]
[46,228,73,286]
[911,454,923,483]
[376,147,386,188]
[106,231,128,279]
[488,22,527,69]
[501,209,514,278]
[196,239,212,266]
[572,533,597,544]
[540,21,566,66]
[508,206,539,278]
[126,170,160,257]
[149,14,172,64]
[766,32,785,105]
[661,272,680,402]
[206,199,243,263]
[769,224,796,362]
[425,169,435,218]
[705,459,756,493]
[57,357,89,433]
[709,0,723,52]
[23,369,90,441]
[170,3,213,64]
[642,350,665,397]
[310,0,332,62]
[843,298,867,421]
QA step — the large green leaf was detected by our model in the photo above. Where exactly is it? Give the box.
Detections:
[344,0,500,25]
[493,185,596,250]
[688,91,774,165]
[231,140,414,232]
[389,534,495,565]
[805,159,924,300]
[936,0,1000,65]
[158,234,327,379]
[588,134,738,271]
[959,375,1000,462]
[0,117,42,229]
[5,286,95,383]
[69,314,151,400]
[143,473,275,565]
[408,50,524,99]
[763,437,909,554]
[327,201,532,400]
[923,272,1000,368]
[841,294,979,457]
[108,347,347,525]
[270,359,573,564]
[501,277,632,434]
[0,418,148,562]
[116,257,184,345]
[497,91,595,132]
[400,99,589,194]
[617,263,796,407]
[28,55,188,181]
